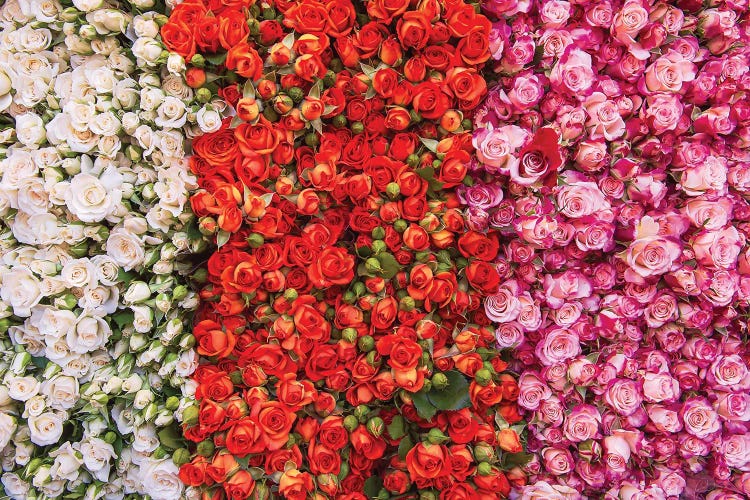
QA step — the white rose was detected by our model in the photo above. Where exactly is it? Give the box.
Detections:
[86,9,130,34]
[61,354,91,379]
[89,111,121,136]
[23,395,46,418]
[31,0,62,23]
[1,267,43,317]
[140,87,165,112]
[133,389,154,410]
[1,473,29,500]
[132,424,159,453]
[66,314,109,353]
[134,124,158,156]
[61,258,97,289]
[33,465,66,498]
[65,34,93,55]
[49,442,83,481]
[175,350,198,377]
[1,149,38,190]
[80,437,115,481]
[89,255,120,286]
[121,111,140,134]
[131,304,154,333]
[122,374,143,394]
[7,376,40,402]
[90,36,120,55]
[16,177,50,216]
[107,228,145,271]
[114,78,139,109]
[0,70,12,112]
[0,413,17,449]
[197,107,222,133]
[12,212,62,246]
[41,375,79,410]
[14,26,52,53]
[139,459,184,500]
[39,308,77,339]
[28,411,64,446]
[72,0,102,10]
[132,16,159,38]
[81,285,118,314]
[66,173,121,222]
[14,113,46,147]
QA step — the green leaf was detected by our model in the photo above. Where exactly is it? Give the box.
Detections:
[281,32,295,50]
[157,425,184,450]
[242,80,256,99]
[112,311,134,330]
[419,137,439,153]
[364,476,383,498]
[427,370,471,411]
[205,52,227,66]
[376,253,401,280]
[386,415,406,440]
[216,230,230,249]
[411,390,437,421]
[398,434,414,461]
[502,452,534,468]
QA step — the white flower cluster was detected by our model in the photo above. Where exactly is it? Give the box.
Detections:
[0,0,215,498]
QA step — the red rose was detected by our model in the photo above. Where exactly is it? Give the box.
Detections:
[225,417,266,456]
[282,2,329,33]
[265,446,303,474]
[218,9,250,51]
[222,470,255,500]
[440,483,481,500]
[194,17,220,53]
[465,260,501,295]
[326,0,356,38]
[279,470,315,500]
[474,469,511,498]
[161,21,196,61]
[350,426,387,460]
[412,82,453,120]
[257,401,297,450]
[366,0,409,23]
[396,11,432,49]
[383,469,410,494]
[456,25,491,65]
[293,303,331,342]
[225,42,263,80]
[305,344,340,382]
[405,443,451,480]
[308,440,342,474]
[403,224,430,251]
[353,22,389,57]
[370,297,398,330]
[458,231,500,261]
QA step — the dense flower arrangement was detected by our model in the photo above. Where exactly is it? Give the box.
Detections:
[470,0,750,498]
[0,0,215,498]
[163,0,526,497]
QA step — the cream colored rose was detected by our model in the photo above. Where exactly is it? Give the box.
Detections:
[106,227,145,271]
[16,177,49,216]
[28,411,64,446]
[196,107,222,133]
[41,375,79,410]
[65,173,120,222]
[80,437,115,481]
[139,458,184,500]
[7,376,40,402]
[66,313,109,353]
[49,442,82,481]
[0,267,43,317]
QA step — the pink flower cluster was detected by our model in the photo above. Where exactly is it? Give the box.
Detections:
[471,0,750,497]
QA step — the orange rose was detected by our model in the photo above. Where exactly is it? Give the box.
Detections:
[308,439,342,474]
[296,189,320,215]
[385,107,412,131]
[301,97,325,121]
[403,224,430,251]
[407,263,433,300]
[206,453,239,483]
[279,469,314,500]
[350,426,387,460]
[225,42,264,80]
[367,0,409,23]
[397,11,432,50]
[371,296,398,330]
[194,320,236,358]
[225,417,266,457]
[405,443,450,480]
[497,429,523,453]
[161,21,196,61]
[379,36,403,66]
[293,303,331,342]
[235,117,279,156]
[179,457,208,487]
[257,401,297,450]
[218,9,250,51]
[236,97,260,122]
[223,470,255,499]
[294,54,327,82]
[307,246,355,287]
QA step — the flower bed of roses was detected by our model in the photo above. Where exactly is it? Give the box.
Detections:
[0,0,220,498]
[470,0,750,498]
[162,0,526,498]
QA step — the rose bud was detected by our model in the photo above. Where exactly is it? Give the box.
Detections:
[185,67,206,88]
[269,42,291,65]
[367,417,385,437]
[273,95,294,114]
[440,110,462,132]
[236,97,260,122]
[301,97,324,121]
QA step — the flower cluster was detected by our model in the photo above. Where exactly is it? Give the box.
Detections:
[166,0,525,497]
[0,1,211,498]
[470,0,750,497]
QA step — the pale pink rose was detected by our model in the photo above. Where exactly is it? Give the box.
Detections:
[592,263,617,290]
[559,107,586,141]
[642,372,680,402]
[543,363,568,389]
[550,47,594,95]
[550,221,575,247]
[728,165,750,194]
[460,183,504,210]
[508,74,545,111]
[539,29,574,59]
[574,140,607,171]
[611,0,650,59]
[709,355,749,387]
[567,357,599,386]
[576,460,606,489]
[693,106,737,136]
[681,398,721,439]
[539,397,565,426]
[535,328,581,366]
[539,0,571,28]
[518,372,552,410]
[683,198,732,230]
[574,219,615,252]
[520,481,582,500]
[654,324,687,352]
[703,270,739,307]
[604,379,643,416]
[679,434,711,458]
[647,405,683,433]
[653,467,686,497]
[541,447,574,475]
[616,483,669,500]
[644,94,683,134]
[603,434,631,473]
[584,92,626,140]
[551,301,582,328]
[473,125,529,174]
[610,52,647,81]
[563,405,601,442]
[664,267,702,297]
[495,321,525,348]
[705,490,747,500]
[517,294,542,331]
[692,227,743,269]
[585,2,612,27]
[640,52,696,94]
[544,270,593,309]
[715,393,750,421]
[484,286,521,323]
[515,215,558,248]
[720,434,750,469]
[669,36,700,61]
[556,176,610,219]
[621,216,682,281]
[643,293,677,328]
[626,175,667,207]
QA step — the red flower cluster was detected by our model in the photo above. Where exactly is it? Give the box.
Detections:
[165,0,524,497]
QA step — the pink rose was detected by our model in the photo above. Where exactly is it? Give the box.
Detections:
[495,321,525,349]
[508,73,545,111]
[518,372,552,410]
[535,328,581,366]
[642,372,680,402]
[720,434,750,469]
[643,294,677,328]
[460,183,504,211]
[539,397,565,426]
[583,92,626,140]
[563,405,601,442]
[644,94,683,134]
[539,30,574,59]
[611,0,650,59]
[585,2,613,27]
[539,0,571,28]
[640,52,696,94]
[683,198,732,230]
[680,156,728,196]
[653,467,686,497]
[544,270,593,309]
[574,140,607,172]
[484,286,521,323]
[709,355,749,388]
[473,125,528,174]
[541,447,574,475]
[567,357,599,386]
[715,393,750,421]
[604,379,643,416]
[520,481,582,500]
[681,397,721,439]
[555,175,611,219]
[574,219,615,252]
[551,302,582,328]
[647,405,683,433]
[622,216,682,281]
[603,434,631,473]
[550,47,594,95]
[517,294,542,331]
[692,227,743,269]
[694,107,737,136]
[501,35,536,73]
[706,490,747,500]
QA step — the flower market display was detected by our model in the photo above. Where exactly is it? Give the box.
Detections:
[3,0,750,497]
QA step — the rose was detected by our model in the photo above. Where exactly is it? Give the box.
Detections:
[550,47,594,95]
[66,313,110,353]
[681,398,720,439]
[140,459,185,500]
[604,379,643,416]
[563,405,601,442]
[405,443,450,480]
[541,447,574,475]
[535,329,581,366]
[28,411,64,446]
[307,247,355,287]
[223,469,255,499]
[720,434,750,469]
[278,469,314,500]
[0,267,42,317]
[518,372,552,410]
[692,227,743,269]
[510,127,562,185]
[473,125,528,173]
